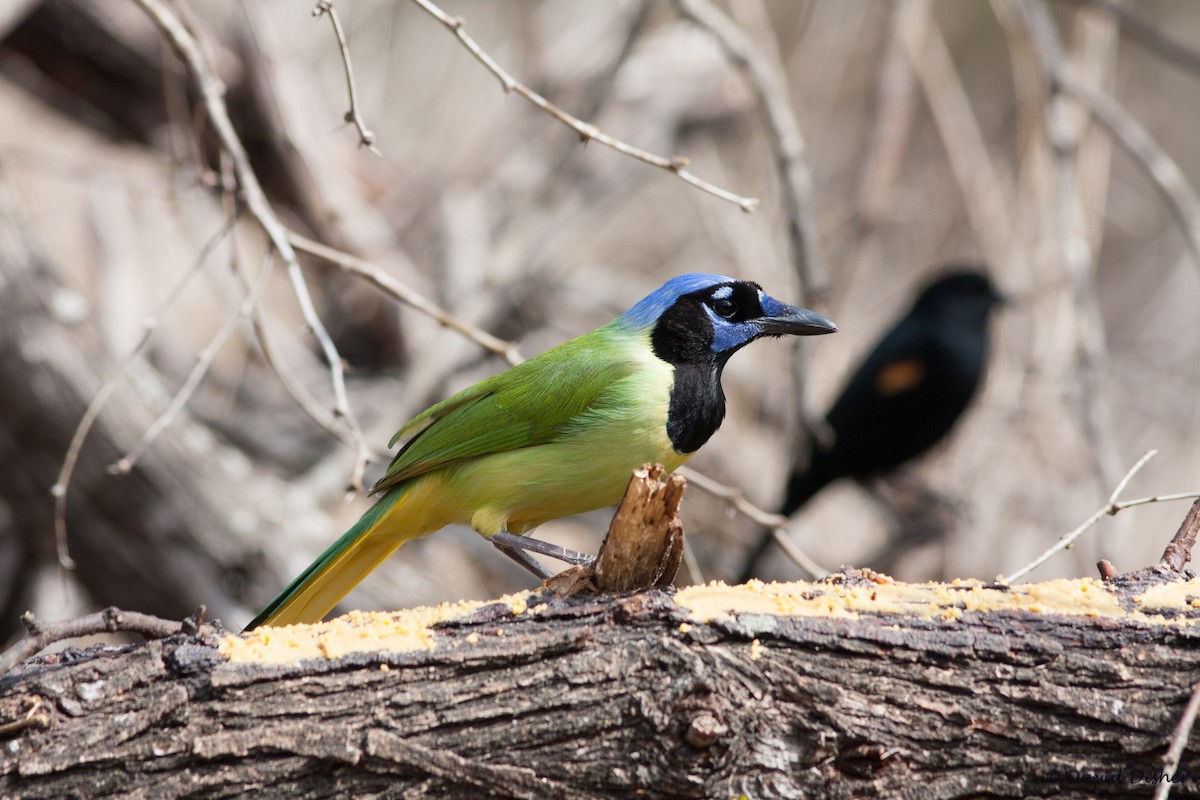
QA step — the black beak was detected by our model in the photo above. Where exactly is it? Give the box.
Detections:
[760,303,838,336]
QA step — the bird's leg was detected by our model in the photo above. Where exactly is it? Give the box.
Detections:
[492,541,557,580]
[491,531,595,566]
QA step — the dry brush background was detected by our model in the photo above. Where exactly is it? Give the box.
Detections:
[1,0,1198,643]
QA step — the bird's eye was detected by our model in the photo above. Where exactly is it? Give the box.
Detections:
[712,298,738,319]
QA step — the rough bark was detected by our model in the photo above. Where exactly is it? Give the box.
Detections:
[2,576,1199,800]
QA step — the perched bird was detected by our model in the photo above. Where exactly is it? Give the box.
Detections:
[737,268,1004,582]
[247,274,836,629]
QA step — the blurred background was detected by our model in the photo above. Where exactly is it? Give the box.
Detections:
[1,0,1198,645]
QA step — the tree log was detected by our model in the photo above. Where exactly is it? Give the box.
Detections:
[2,570,1199,799]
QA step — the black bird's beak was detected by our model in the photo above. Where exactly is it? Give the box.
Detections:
[760,303,838,336]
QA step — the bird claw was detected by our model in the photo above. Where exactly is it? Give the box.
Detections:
[490,531,595,580]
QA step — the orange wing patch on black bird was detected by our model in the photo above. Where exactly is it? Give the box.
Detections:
[874,358,926,395]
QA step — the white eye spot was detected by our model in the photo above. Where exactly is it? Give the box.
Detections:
[711,285,733,300]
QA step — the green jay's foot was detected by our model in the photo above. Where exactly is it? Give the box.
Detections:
[491,531,595,580]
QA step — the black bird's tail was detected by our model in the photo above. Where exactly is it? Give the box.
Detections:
[736,455,834,583]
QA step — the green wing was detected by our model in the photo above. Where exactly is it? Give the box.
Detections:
[373,327,640,494]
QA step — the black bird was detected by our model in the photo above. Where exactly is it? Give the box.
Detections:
[738,268,1004,582]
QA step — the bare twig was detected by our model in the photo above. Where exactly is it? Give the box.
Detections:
[1070,0,1200,79]
[235,259,377,487]
[676,466,828,579]
[0,606,206,677]
[765,527,828,581]
[110,251,277,474]
[132,0,367,470]
[406,0,759,212]
[312,0,380,153]
[0,696,46,736]
[1002,449,1163,583]
[1093,495,1200,581]
[1154,680,1200,800]
[210,156,361,484]
[287,231,523,365]
[675,0,826,297]
[676,467,787,530]
[223,170,370,491]
[1053,68,1200,271]
[1117,491,1200,514]
[51,215,238,571]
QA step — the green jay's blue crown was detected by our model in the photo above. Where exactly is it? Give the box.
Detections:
[618,273,737,330]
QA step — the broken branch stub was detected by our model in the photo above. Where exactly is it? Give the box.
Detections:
[544,463,686,594]
[1161,498,1200,575]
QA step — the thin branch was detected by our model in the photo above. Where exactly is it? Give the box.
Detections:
[0,607,206,677]
[207,151,357,476]
[288,231,523,365]
[1108,449,1158,503]
[1002,449,1159,584]
[132,0,367,468]
[110,250,277,475]
[1113,491,1200,514]
[0,696,46,736]
[1093,496,1200,579]
[1154,680,1200,800]
[235,257,376,489]
[766,527,828,581]
[312,0,380,154]
[1053,68,1200,272]
[1069,0,1200,80]
[205,154,366,485]
[674,0,826,297]
[405,0,759,213]
[51,214,238,571]
[676,467,787,531]
[676,466,828,579]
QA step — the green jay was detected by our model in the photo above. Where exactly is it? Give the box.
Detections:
[246,273,836,629]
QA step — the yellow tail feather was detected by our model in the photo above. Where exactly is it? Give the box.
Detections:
[246,478,453,630]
